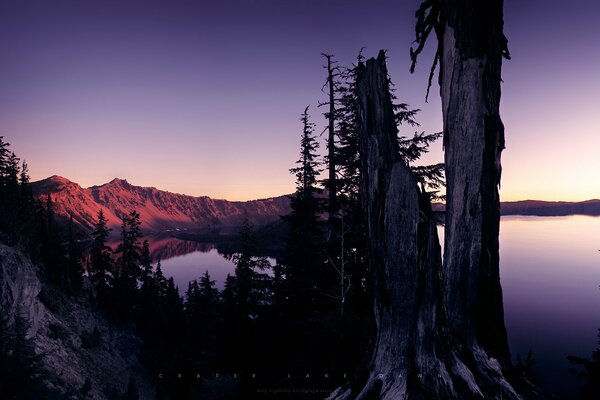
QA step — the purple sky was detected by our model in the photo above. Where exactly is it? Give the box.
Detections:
[1,0,599,201]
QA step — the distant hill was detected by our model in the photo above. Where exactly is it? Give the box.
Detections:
[432,199,600,216]
[32,175,599,238]
[31,176,290,236]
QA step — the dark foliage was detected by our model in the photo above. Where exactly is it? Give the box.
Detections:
[0,47,448,399]
[569,329,600,399]
[0,313,62,399]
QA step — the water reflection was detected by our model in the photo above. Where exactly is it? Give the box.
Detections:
[134,236,235,292]
[145,236,216,262]
[500,215,600,398]
[140,236,275,293]
[439,215,600,398]
[145,216,600,398]
[159,246,236,292]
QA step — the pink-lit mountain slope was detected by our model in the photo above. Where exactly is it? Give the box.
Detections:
[31,176,290,235]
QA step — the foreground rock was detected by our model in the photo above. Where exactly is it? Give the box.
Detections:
[0,244,154,399]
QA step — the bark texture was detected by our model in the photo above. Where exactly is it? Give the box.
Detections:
[440,0,510,365]
[327,51,519,400]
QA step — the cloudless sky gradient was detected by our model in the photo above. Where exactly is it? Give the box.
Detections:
[0,0,598,201]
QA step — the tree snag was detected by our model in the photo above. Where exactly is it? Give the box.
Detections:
[437,0,511,365]
[327,50,519,400]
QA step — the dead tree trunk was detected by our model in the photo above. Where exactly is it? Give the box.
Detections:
[323,53,338,221]
[440,0,511,366]
[327,51,519,400]
[325,55,337,217]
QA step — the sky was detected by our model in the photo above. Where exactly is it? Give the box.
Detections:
[0,0,599,201]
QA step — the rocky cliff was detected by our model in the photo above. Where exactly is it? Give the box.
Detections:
[31,176,291,235]
[0,244,154,399]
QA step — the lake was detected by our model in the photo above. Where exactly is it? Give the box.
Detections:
[151,215,600,398]
[499,216,600,398]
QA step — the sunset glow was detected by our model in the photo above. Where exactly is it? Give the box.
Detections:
[1,0,599,201]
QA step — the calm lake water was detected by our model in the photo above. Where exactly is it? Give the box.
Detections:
[152,215,600,398]
[499,215,600,398]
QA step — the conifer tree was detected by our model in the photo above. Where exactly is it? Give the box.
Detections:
[222,274,235,306]
[162,277,184,355]
[0,136,10,179]
[6,152,20,184]
[90,210,113,306]
[0,142,39,254]
[154,259,165,297]
[18,160,29,186]
[15,160,36,250]
[66,215,84,294]
[184,270,221,368]
[10,314,39,395]
[198,270,219,305]
[138,262,159,335]
[119,210,143,280]
[220,273,239,371]
[319,53,342,227]
[231,217,271,320]
[139,240,152,285]
[113,210,143,321]
[39,194,65,286]
[0,313,55,399]
[0,145,21,239]
[329,53,370,317]
[330,52,445,315]
[137,258,167,372]
[282,106,325,314]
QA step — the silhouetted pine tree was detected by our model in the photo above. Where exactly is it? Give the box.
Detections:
[119,211,143,280]
[0,136,10,176]
[15,160,37,251]
[137,254,159,334]
[569,330,600,399]
[138,259,165,371]
[184,271,221,371]
[0,138,25,242]
[222,274,235,307]
[0,313,57,399]
[270,263,285,315]
[231,218,271,320]
[154,259,165,297]
[39,194,66,287]
[136,239,156,331]
[319,53,342,229]
[90,209,113,308]
[3,152,21,240]
[113,210,143,321]
[331,52,444,308]
[139,240,152,284]
[220,273,237,370]
[329,53,371,319]
[162,276,184,353]
[281,106,325,315]
[0,139,40,251]
[66,215,84,294]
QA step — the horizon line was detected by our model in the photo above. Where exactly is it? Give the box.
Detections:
[32,174,600,205]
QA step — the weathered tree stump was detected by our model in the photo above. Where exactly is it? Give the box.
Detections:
[327,50,519,400]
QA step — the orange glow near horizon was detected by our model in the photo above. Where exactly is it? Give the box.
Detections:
[3,0,599,202]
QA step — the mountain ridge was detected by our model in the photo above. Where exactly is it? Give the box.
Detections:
[432,199,600,216]
[31,175,291,236]
[32,175,600,237]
